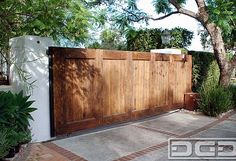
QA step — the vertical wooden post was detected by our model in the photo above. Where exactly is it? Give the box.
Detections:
[168,55,175,110]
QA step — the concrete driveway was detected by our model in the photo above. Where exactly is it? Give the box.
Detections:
[25,109,236,161]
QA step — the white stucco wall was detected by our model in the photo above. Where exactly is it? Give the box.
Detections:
[10,36,54,142]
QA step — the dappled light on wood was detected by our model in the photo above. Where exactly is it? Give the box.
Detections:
[49,48,192,135]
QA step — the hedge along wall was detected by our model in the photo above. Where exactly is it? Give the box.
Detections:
[189,50,215,92]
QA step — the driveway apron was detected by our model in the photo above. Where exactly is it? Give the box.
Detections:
[26,110,236,161]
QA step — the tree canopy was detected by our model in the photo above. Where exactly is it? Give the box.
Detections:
[0,0,94,51]
[87,28,127,50]
[126,27,193,51]
[88,0,236,86]
[0,0,97,83]
[88,0,235,43]
[86,27,193,51]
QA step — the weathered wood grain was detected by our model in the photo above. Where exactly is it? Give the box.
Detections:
[49,47,192,136]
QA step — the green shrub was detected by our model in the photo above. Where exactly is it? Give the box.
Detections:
[199,86,233,116]
[228,85,236,108]
[198,61,233,116]
[0,91,36,132]
[0,128,11,159]
[17,130,32,145]
[0,91,35,159]
[189,51,215,92]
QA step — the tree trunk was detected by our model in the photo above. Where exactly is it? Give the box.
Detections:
[168,0,236,86]
[205,23,234,86]
[219,67,233,86]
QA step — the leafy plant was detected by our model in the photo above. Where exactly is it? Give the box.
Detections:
[0,91,36,132]
[12,91,36,131]
[199,86,233,116]
[17,130,32,145]
[190,51,215,92]
[228,85,236,108]
[198,61,233,116]
[87,28,127,50]
[6,128,18,149]
[192,63,201,90]
[0,91,35,160]
[0,128,11,159]
[126,27,193,51]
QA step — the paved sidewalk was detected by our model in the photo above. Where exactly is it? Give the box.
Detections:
[24,110,236,161]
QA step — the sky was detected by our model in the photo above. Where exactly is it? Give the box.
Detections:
[136,0,204,51]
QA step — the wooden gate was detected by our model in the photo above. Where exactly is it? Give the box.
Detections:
[49,47,192,136]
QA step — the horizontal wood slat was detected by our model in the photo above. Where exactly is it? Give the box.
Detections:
[49,47,192,136]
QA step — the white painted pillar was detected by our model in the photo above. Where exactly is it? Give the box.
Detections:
[10,36,54,142]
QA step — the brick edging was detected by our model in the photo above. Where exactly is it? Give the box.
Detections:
[44,142,88,161]
[114,110,236,161]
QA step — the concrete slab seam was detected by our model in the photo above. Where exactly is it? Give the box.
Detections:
[131,124,180,137]
[226,118,236,122]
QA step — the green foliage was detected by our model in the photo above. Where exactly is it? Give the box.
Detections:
[167,27,193,48]
[152,0,186,14]
[126,28,162,51]
[0,91,34,159]
[0,0,93,47]
[87,28,127,50]
[189,51,215,92]
[201,61,220,88]
[126,27,193,51]
[198,61,233,116]
[207,0,236,36]
[88,42,102,49]
[5,128,18,148]
[0,128,11,159]
[90,0,235,62]
[199,85,233,116]
[228,85,236,108]
[0,0,96,88]
[198,0,235,50]
[0,91,36,132]
[152,0,172,14]
[0,125,31,159]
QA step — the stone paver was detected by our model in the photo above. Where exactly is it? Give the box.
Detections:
[53,125,170,161]
[229,113,236,121]
[19,110,236,161]
[193,120,236,138]
[136,112,217,136]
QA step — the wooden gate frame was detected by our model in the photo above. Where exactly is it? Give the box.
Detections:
[49,47,192,136]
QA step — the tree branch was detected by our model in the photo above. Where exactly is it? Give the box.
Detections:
[126,11,180,22]
[178,8,198,19]
[195,0,206,8]
[195,0,200,7]
[168,0,198,20]
[195,0,209,22]
[122,7,192,23]
[150,11,179,20]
